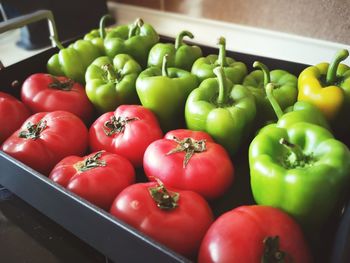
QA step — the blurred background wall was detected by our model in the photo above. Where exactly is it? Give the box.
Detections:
[112,0,350,45]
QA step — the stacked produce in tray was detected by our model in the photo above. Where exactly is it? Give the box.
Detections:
[2,14,350,263]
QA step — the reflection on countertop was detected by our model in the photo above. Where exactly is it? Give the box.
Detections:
[0,191,109,263]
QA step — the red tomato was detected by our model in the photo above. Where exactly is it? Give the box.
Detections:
[0,92,30,144]
[143,129,234,199]
[21,73,94,123]
[110,181,214,257]
[49,151,135,210]
[89,105,163,167]
[1,111,88,175]
[198,205,312,263]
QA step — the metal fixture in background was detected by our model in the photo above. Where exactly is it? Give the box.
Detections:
[0,9,58,47]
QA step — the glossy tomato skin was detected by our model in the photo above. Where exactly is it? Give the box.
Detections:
[0,92,31,144]
[1,111,88,175]
[110,182,214,258]
[143,129,234,199]
[198,205,312,263]
[89,105,163,167]
[49,151,135,210]
[21,73,94,123]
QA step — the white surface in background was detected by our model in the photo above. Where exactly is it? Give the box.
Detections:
[1,2,350,68]
[108,2,350,66]
[0,29,49,67]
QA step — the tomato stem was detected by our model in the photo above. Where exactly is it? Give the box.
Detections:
[75,151,106,172]
[18,119,47,140]
[166,136,207,168]
[49,76,74,91]
[148,178,179,210]
[262,236,289,263]
[103,115,139,136]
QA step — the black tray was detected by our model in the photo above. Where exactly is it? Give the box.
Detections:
[0,36,348,263]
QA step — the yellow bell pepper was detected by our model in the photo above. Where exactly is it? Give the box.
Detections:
[298,49,350,137]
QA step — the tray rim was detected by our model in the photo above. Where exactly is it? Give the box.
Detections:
[0,35,334,263]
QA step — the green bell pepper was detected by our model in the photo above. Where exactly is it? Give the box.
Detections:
[85,54,142,113]
[147,30,203,71]
[266,83,331,130]
[249,120,350,234]
[83,14,113,55]
[136,54,198,131]
[243,61,298,128]
[104,18,159,68]
[191,37,247,84]
[47,38,101,84]
[185,67,256,156]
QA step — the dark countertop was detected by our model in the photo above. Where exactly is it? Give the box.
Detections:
[0,188,109,263]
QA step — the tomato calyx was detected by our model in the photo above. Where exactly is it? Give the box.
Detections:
[18,119,47,140]
[103,115,139,136]
[74,151,106,172]
[49,76,74,91]
[262,236,289,263]
[149,178,180,210]
[166,136,207,168]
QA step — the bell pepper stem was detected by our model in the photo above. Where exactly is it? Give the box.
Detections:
[326,49,349,84]
[217,37,227,67]
[266,83,284,120]
[128,18,144,39]
[280,138,314,169]
[214,66,228,105]
[253,61,271,86]
[162,54,169,77]
[102,64,118,82]
[280,138,305,164]
[99,14,112,39]
[175,30,194,50]
[50,36,64,50]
